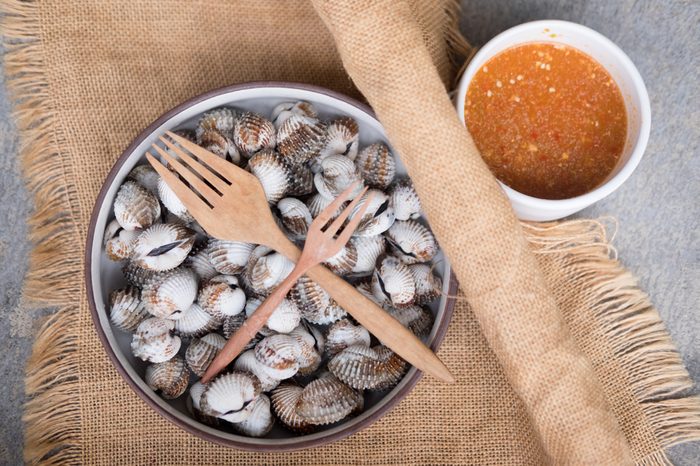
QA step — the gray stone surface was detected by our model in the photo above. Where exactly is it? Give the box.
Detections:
[0,1,697,464]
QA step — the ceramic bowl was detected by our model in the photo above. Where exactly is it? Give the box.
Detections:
[456,20,651,221]
[85,82,457,451]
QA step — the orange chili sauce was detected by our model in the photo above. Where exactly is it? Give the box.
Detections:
[465,42,627,199]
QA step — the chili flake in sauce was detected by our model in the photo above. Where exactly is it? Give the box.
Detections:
[465,42,627,199]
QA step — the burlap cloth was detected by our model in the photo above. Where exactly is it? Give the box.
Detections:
[3,0,699,464]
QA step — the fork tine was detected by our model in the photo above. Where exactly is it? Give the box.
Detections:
[312,181,362,230]
[151,144,223,203]
[324,186,369,237]
[159,137,229,193]
[165,131,245,183]
[146,153,212,215]
[334,191,375,246]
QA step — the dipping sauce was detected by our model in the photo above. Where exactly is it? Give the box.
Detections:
[465,42,627,199]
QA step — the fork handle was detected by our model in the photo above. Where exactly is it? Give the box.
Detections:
[305,263,455,383]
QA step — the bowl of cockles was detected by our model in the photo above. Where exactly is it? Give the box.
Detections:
[85,82,457,451]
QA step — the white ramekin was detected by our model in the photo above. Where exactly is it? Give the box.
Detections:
[455,20,651,221]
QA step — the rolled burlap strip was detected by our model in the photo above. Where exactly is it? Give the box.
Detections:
[311,0,633,463]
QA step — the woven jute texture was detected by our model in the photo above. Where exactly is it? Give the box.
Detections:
[3,0,699,464]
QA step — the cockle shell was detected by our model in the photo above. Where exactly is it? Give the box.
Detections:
[196,107,236,139]
[208,240,255,275]
[276,114,326,164]
[270,384,313,433]
[254,334,301,380]
[271,101,318,128]
[328,344,406,390]
[200,371,262,423]
[185,332,226,376]
[122,260,159,288]
[114,180,161,231]
[142,267,198,319]
[131,317,181,363]
[289,324,323,376]
[285,163,315,197]
[296,374,364,425]
[222,314,264,352]
[277,197,312,240]
[233,112,276,158]
[324,318,371,357]
[290,276,347,325]
[127,164,160,194]
[316,117,359,167]
[188,381,220,426]
[199,128,242,164]
[184,245,218,282]
[314,154,364,200]
[245,296,301,334]
[355,280,382,305]
[371,256,416,307]
[157,176,194,223]
[322,241,358,276]
[104,219,140,261]
[109,286,148,332]
[385,220,438,265]
[306,192,345,221]
[349,235,386,275]
[145,356,190,399]
[408,263,442,305]
[198,275,246,319]
[389,179,421,220]
[174,303,222,338]
[247,149,290,204]
[132,223,196,272]
[234,349,281,392]
[354,143,395,190]
[233,394,274,437]
[247,248,295,296]
[349,189,395,237]
[386,305,434,339]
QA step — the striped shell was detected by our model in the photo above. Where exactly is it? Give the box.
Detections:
[200,371,262,423]
[313,154,364,200]
[109,286,148,332]
[113,180,161,231]
[233,349,281,392]
[350,235,386,275]
[277,114,326,164]
[306,192,345,221]
[208,240,255,275]
[127,164,160,194]
[409,263,442,305]
[222,314,263,351]
[142,267,198,319]
[131,317,181,363]
[328,344,406,390]
[290,276,347,325]
[122,260,159,288]
[289,325,323,376]
[157,176,194,223]
[233,394,274,437]
[277,197,312,240]
[198,126,241,164]
[254,334,302,380]
[132,223,195,272]
[198,275,246,319]
[174,303,221,338]
[245,296,301,334]
[386,305,434,339]
[233,111,276,158]
[188,381,220,426]
[185,332,226,376]
[349,189,395,237]
[296,374,364,425]
[389,179,421,220]
[248,149,290,204]
[316,117,359,168]
[371,256,416,308]
[385,220,438,264]
[354,143,395,190]
[247,248,295,296]
[104,219,139,261]
[196,107,236,140]
[322,241,358,276]
[270,384,313,433]
[271,101,318,128]
[324,318,371,357]
[286,163,315,197]
[145,356,190,399]
[184,245,218,282]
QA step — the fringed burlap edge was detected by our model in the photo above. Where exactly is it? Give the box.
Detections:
[2,0,698,464]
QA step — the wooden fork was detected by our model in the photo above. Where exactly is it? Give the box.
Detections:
[201,182,372,383]
[147,131,454,383]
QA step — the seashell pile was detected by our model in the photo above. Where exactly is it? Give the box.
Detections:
[103,101,444,438]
